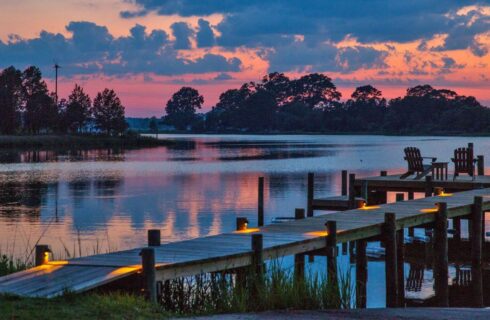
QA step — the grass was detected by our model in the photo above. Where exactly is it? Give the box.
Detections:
[0,256,355,318]
[0,254,30,276]
[0,293,170,320]
[0,134,173,150]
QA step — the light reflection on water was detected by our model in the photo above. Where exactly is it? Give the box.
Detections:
[1,134,490,306]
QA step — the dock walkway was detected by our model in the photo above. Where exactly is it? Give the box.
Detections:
[1,187,489,298]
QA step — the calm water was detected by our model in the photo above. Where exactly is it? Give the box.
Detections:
[1,134,489,307]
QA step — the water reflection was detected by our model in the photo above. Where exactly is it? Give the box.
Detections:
[1,134,490,307]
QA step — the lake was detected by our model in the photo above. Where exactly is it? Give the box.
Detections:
[1,134,489,307]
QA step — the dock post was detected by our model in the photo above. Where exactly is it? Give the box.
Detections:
[147,229,161,246]
[453,217,461,242]
[375,171,388,204]
[258,177,264,227]
[307,172,314,217]
[249,233,264,307]
[35,245,50,266]
[384,212,398,308]
[348,173,356,209]
[424,176,433,197]
[477,156,484,176]
[395,194,405,307]
[434,202,449,307]
[294,209,305,284]
[361,181,368,205]
[355,239,367,308]
[471,196,484,307]
[341,170,348,196]
[408,192,415,236]
[325,221,339,293]
[140,247,157,303]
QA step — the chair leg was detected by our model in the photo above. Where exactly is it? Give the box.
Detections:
[400,171,413,179]
[414,168,431,180]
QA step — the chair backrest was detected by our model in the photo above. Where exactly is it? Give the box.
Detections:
[404,147,424,172]
[453,147,474,174]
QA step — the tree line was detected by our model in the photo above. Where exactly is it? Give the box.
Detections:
[163,72,489,134]
[0,66,127,135]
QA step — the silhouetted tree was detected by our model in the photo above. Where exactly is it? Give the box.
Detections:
[165,87,203,130]
[290,73,341,108]
[344,85,386,131]
[64,84,92,133]
[0,66,23,134]
[92,89,127,135]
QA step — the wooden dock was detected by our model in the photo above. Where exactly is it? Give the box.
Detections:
[1,186,489,300]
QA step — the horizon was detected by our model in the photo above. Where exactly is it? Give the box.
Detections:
[1,1,489,117]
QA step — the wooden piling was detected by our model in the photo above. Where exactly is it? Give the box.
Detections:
[434,202,449,307]
[384,212,398,308]
[361,181,368,205]
[348,173,356,209]
[147,229,161,246]
[325,221,338,289]
[258,177,264,227]
[453,217,461,242]
[477,155,484,176]
[355,239,367,309]
[251,234,264,276]
[380,171,387,177]
[140,247,157,303]
[35,245,50,266]
[294,209,305,283]
[395,194,405,307]
[307,172,314,217]
[424,176,433,197]
[341,170,348,196]
[471,196,484,307]
[408,193,415,236]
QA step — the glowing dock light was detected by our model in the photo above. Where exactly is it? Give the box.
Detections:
[420,202,441,214]
[434,187,452,197]
[236,217,249,231]
[35,245,51,266]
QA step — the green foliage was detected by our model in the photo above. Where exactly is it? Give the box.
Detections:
[63,84,92,133]
[165,87,204,130]
[92,89,128,135]
[0,254,30,276]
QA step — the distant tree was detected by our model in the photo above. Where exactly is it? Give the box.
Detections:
[165,87,203,130]
[260,72,292,106]
[344,85,386,132]
[148,116,158,138]
[64,84,92,133]
[290,73,341,109]
[237,89,277,131]
[92,89,127,135]
[21,67,57,133]
[0,66,23,134]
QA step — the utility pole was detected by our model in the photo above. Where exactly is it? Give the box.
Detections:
[54,63,61,104]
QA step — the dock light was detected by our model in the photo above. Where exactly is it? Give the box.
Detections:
[236,217,249,231]
[35,245,51,266]
[420,202,440,214]
[434,187,453,197]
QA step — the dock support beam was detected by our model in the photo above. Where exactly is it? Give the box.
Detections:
[294,209,305,284]
[408,192,415,237]
[326,221,339,292]
[147,229,161,246]
[355,239,367,308]
[395,193,405,307]
[258,177,264,227]
[348,173,356,209]
[341,170,348,196]
[140,247,157,303]
[477,155,484,176]
[424,176,433,197]
[471,196,484,307]
[434,202,449,307]
[384,212,398,308]
[249,233,264,307]
[307,172,314,217]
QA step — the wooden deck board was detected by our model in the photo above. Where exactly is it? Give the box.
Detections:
[2,187,490,297]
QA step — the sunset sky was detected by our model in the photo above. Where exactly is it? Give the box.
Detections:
[1,0,489,117]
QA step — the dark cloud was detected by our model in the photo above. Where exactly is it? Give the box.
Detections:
[125,0,484,47]
[196,19,215,47]
[170,22,193,49]
[213,73,233,80]
[0,21,242,78]
[268,40,388,73]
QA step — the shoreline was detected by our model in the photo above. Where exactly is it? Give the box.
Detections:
[0,134,173,150]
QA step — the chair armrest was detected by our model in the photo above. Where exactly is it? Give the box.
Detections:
[422,157,437,162]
